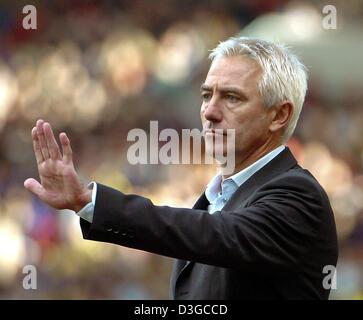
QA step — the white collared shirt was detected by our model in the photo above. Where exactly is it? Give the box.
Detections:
[205,145,285,213]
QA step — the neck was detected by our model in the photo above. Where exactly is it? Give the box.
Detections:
[221,140,283,180]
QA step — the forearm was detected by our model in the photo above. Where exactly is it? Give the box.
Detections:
[80,183,320,271]
[81,186,231,266]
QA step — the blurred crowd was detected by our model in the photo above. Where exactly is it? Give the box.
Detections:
[0,0,363,299]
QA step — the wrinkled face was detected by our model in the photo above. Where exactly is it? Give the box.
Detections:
[201,55,272,164]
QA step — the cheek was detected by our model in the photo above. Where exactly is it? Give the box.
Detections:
[234,114,267,140]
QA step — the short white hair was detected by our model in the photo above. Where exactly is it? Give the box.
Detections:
[209,37,308,142]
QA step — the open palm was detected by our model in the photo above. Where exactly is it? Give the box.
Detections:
[24,120,91,212]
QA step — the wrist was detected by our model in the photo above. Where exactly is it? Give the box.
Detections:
[73,188,92,212]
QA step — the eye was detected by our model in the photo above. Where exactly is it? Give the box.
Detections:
[202,92,212,102]
[226,95,239,103]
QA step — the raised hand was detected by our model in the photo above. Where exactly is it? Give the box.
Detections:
[24,119,91,212]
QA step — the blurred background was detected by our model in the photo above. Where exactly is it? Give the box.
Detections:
[0,0,362,299]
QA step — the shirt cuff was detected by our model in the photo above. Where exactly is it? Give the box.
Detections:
[76,182,97,223]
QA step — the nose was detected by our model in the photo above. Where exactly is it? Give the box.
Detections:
[202,98,223,123]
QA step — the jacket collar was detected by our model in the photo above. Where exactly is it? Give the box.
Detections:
[222,146,298,211]
[192,147,298,211]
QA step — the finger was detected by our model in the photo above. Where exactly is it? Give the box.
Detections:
[44,122,62,160]
[60,132,73,164]
[24,178,45,199]
[36,119,50,160]
[32,127,44,164]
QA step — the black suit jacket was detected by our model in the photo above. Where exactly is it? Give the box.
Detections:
[80,147,338,299]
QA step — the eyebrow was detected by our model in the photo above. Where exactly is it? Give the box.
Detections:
[200,84,248,99]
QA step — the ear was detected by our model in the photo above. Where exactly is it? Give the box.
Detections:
[268,101,293,134]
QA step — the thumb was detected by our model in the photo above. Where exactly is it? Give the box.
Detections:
[24,178,44,198]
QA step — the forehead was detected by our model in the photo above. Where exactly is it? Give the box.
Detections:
[205,55,262,87]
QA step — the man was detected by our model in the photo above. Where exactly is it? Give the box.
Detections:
[24,37,338,299]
